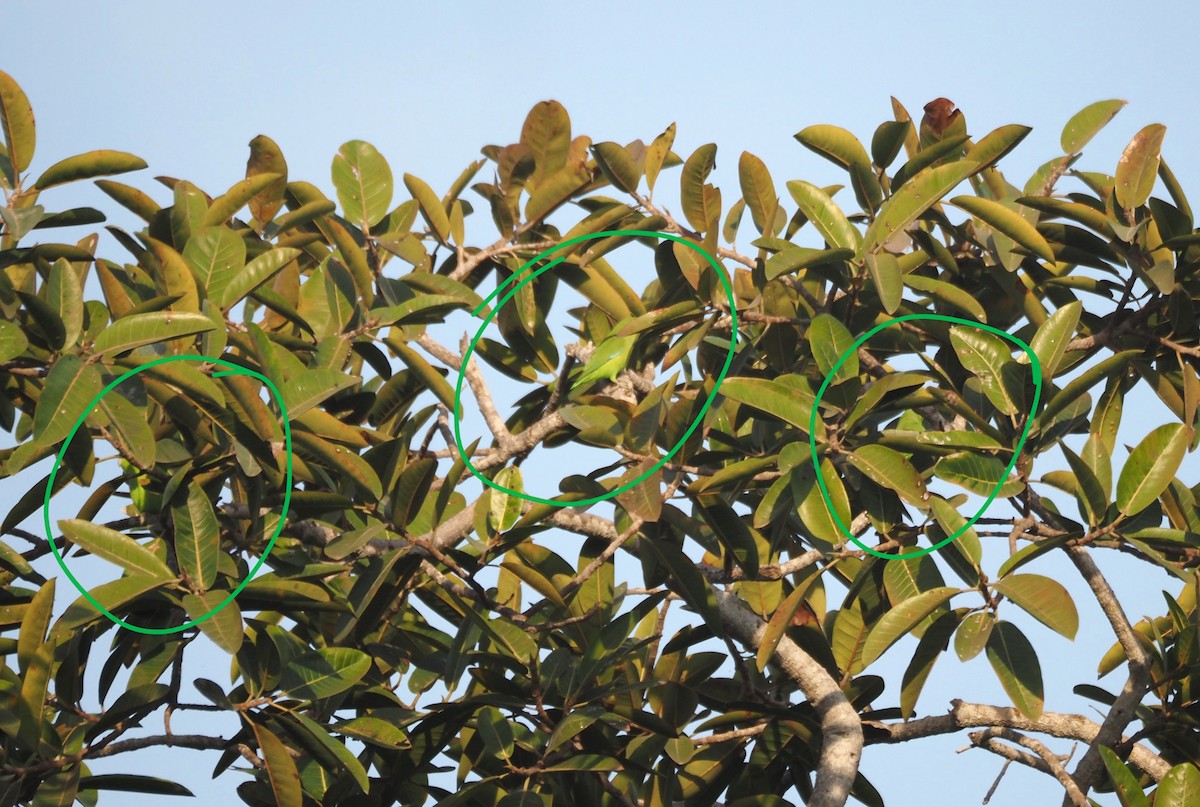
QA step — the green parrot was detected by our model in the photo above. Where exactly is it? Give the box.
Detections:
[121,460,161,516]
[569,332,638,400]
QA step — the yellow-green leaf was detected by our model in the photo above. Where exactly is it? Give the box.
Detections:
[786,180,859,251]
[403,173,451,244]
[58,519,175,581]
[952,196,1055,262]
[1115,123,1167,210]
[91,311,216,357]
[34,150,146,190]
[0,69,35,176]
[1061,99,1126,155]
[861,587,959,666]
[1117,423,1188,515]
[864,160,975,254]
[333,140,393,229]
[993,574,1078,639]
[172,485,219,592]
[32,356,102,446]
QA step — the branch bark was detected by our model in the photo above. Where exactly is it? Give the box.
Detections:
[715,589,862,807]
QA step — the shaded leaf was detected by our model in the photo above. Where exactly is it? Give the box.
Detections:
[986,621,1043,719]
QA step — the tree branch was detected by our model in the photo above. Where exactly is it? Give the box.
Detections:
[1062,545,1154,804]
[715,589,862,807]
[866,699,1169,781]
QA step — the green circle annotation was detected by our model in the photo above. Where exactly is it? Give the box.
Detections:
[43,354,293,635]
[809,313,1044,561]
[453,230,738,507]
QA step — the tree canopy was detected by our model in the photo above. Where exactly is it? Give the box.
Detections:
[2,70,1200,806]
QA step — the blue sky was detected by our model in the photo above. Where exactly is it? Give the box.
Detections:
[4,1,1200,804]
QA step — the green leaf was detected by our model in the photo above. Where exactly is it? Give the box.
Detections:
[287,711,369,793]
[183,226,246,303]
[91,388,156,469]
[1099,745,1151,807]
[739,151,779,235]
[403,173,451,244]
[0,319,29,362]
[33,355,102,446]
[929,493,982,570]
[1115,124,1167,210]
[680,144,717,232]
[215,247,299,310]
[902,273,985,321]
[848,444,930,510]
[863,160,975,254]
[0,70,35,176]
[786,179,859,251]
[951,196,1055,262]
[646,540,720,628]
[861,587,959,666]
[964,125,1032,172]
[332,140,393,229]
[809,313,858,384]
[993,574,1078,639]
[57,519,174,581]
[18,641,52,751]
[1061,441,1107,526]
[76,774,193,798]
[934,453,1024,498]
[986,621,1043,719]
[546,706,605,754]
[1061,100,1126,154]
[756,579,820,672]
[865,252,903,314]
[644,123,676,192]
[389,339,459,415]
[718,376,817,434]
[332,716,409,749]
[1027,301,1081,381]
[477,705,515,761]
[172,485,219,592]
[91,311,217,357]
[292,430,382,501]
[1038,350,1138,429]
[794,124,872,173]
[280,647,371,700]
[954,611,994,661]
[203,173,283,227]
[95,180,159,222]
[183,591,242,654]
[949,325,1018,415]
[53,575,169,635]
[489,467,524,531]
[46,259,83,350]
[1155,762,1200,807]
[901,610,958,719]
[795,458,852,544]
[280,369,360,420]
[246,135,288,227]
[34,150,146,190]
[871,120,911,169]
[1117,424,1188,515]
[17,580,54,673]
[591,142,640,194]
[253,722,303,807]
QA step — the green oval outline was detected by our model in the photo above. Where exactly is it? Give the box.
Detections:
[453,230,739,506]
[809,313,1043,560]
[43,354,293,634]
